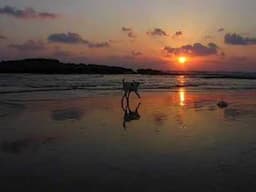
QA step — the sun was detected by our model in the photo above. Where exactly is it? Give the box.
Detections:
[178,56,187,64]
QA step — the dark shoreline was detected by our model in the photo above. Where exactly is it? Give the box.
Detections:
[1,58,256,79]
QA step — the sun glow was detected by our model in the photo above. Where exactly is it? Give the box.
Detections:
[178,56,187,64]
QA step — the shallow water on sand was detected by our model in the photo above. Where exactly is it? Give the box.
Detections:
[1,90,256,191]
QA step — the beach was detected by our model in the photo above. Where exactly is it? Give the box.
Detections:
[1,85,256,191]
[2,0,256,190]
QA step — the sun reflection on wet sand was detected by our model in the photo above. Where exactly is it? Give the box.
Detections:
[176,75,187,107]
[179,88,186,107]
[2,90,256,191]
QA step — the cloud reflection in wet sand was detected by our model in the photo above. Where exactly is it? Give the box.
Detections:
[153,112,168,126]
[1,91,256,191]
[0,102,25,118]
[224,107,256,121]
[1,137,56,154]
[51,107,84,121]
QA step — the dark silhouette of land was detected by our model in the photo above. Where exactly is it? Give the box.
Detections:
[1,58,256,79]
[0,58,175,75]
[0,59,135,74]
[137,69,170,75]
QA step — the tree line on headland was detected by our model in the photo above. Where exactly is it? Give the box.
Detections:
[0,58,169,75]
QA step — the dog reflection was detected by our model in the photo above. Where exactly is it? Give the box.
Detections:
[122,98,141,129]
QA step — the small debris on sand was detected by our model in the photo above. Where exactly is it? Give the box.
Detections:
[217,101,229,108]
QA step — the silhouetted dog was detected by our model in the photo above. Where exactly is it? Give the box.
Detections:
[122,79,141,99]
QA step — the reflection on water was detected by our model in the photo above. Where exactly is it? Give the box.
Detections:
[153,112,168,126]
[121,96,141,129]
[179,88,186,107]
[2,91,256,191]
[1,137,56,154]
[224,107,256,121]
[52,108,84,121]
[0,101,25,118]
[176,76,187,107]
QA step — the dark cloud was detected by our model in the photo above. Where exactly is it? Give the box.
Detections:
[48,32,88,44]
[128,31,136,39]
[38,12,57,19]
[175,31,183,36]
[48,32,110,48]
[225,33,256,45]
[109,39,123,44]
[121,27,136,39]
[208,42,218,49]
[0,5,58,19]
[131,51,143,57]
[172,31,183,39]
[147,28,168,37]
[122,27,132,32]
[0,35,7,40]
[9,40,45,51]
[88,41,110,48]
[164,43,219,57]
[218,28,225,32]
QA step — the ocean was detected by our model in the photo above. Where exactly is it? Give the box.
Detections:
[0,73,256,96]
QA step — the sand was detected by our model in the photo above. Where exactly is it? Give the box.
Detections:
[1,89,256,191]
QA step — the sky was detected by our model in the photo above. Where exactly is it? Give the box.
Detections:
[0,0,256,71]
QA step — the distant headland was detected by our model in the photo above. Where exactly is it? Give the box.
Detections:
[0,58,256,79]
[0,58,170,75]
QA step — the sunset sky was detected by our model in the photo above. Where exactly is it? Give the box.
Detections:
[0,0,256,71]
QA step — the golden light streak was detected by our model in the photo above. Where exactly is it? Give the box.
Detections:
[179,88,186,107]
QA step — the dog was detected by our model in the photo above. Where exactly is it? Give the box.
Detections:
[122,79,141,99]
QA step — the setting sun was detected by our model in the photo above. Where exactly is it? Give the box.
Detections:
[178,56,187,64]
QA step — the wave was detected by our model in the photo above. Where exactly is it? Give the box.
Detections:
[200,74,256,80]
[1,85,256,94]
[1,74,256,95]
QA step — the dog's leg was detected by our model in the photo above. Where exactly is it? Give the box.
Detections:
[127,91,131,99]
[135,91,141,99]
[123,91,126,98]
[135,103,141,112]
[123,89,129,98]
[121,95,127,111]
[123,120,126,129]
[126,99,132,113]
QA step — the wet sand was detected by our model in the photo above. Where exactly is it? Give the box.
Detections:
[1,89,256,191]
